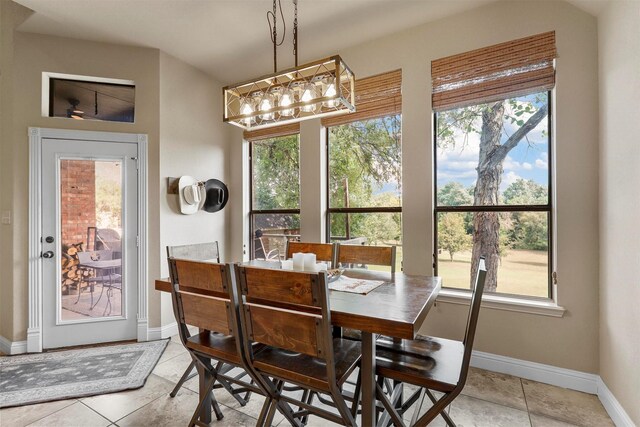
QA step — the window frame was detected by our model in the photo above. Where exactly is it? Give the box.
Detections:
[248,135,301,260]
[433,91,554,301]
[324,117,403,253]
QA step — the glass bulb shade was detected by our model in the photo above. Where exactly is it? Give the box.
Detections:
[258,92,274,120]
[240,99,254,125]
[300,83,318,113]
[322,77,339,108]
[278,87,295,116]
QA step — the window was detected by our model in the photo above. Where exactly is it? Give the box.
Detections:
[434,91,552,298]
[326,114,402,271]
[249,134,300,260]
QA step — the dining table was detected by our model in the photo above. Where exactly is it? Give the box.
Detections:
[155,260,441,426]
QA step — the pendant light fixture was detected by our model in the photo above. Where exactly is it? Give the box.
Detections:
[223,0,355,130]
[67,98,84,120]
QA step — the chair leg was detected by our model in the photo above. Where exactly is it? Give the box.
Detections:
[188,376,216,427]
[170,360,197,397]
[332,388,358,427]
[425,390,456,427]
[375,382,405,427]
[410,388,426,426]
[413,391,457,427]
[91,282,106,309]
[351,373,362,417]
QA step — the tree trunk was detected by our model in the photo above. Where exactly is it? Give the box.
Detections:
[469,101,549,292]
[470,102,504,292]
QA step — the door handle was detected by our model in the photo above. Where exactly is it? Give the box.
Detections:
[42,251,54,259]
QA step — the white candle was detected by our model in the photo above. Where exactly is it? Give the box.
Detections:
[292,253,305,270]
[315,262,328,271]
[303,253,317,271]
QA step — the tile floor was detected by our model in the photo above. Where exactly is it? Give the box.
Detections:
[0,336,615,427]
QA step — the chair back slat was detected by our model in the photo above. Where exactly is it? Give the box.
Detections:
[180,292,232,335]
[167,242,220,263]
[285,241,335,264]
[246,304,324,358]
[337,244,396,273]
[237,266,332,362]
[174,259,227,296]
[240,267,321,308]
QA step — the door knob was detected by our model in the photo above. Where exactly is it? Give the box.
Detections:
[42,251,54,259]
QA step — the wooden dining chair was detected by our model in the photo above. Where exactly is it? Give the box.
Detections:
[165,242,221,398]
[168,257,263,426]
[336,243,397,275]
[235,265,361,427]
[373,257,487,427]
[285,241,336,268]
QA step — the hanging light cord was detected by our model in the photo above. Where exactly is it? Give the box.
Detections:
[267,0,286,72]
[293,0,298,67]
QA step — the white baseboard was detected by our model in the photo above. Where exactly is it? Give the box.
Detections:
[471,350,599,393]
[471,350,634,426]
[597,377,636,427]
[147,322,178,341]
[0,335,28,355]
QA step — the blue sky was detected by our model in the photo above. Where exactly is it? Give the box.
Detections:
[436,96,549,192]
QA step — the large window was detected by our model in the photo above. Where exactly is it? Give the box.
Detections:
[327,114,402,271]
[434,92,552,298]
[250,134,300,260]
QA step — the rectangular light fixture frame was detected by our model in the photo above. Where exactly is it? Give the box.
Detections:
[223,55,355,130]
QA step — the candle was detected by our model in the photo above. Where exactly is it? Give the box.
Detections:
[315,262,328,271]
[303,253,317,271]
[281,260,293,270]
[292,253,305,270]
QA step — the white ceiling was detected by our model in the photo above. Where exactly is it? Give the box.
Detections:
[14,0,606,85]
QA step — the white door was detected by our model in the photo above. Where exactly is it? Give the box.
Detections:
[41,138,138,349]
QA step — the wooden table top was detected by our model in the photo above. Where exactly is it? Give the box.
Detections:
[155,262,441,340]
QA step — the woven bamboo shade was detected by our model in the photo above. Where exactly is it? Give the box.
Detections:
[322,69,401,127]
[432,31,557,111]
[244,122,300,142]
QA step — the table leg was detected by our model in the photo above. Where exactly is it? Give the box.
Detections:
[198,358,212,424]
[361,331,376,426]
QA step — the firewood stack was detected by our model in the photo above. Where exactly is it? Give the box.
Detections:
[61,242,92,293]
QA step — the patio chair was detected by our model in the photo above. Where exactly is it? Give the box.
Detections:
[168,257,262,425]
[373,257,487,426]
[76,250,122,316]
[166,242,221,398]
[235,265,361,426]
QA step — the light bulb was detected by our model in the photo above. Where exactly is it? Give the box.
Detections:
[322,77,339,108]
[278,87,295,116]
[300,82,318,113]
[259,92,274,121]
[240,98,254,126]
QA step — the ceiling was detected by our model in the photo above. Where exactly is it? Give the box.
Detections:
[14,0,606,85]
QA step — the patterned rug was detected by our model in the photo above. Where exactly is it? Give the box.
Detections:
[0,340,168,408]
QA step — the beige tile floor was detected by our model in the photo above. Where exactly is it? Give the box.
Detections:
[0,337,615,427]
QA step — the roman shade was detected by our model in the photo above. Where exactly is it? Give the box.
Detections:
[243,122,300,142]
[432,31,557,111]
[322,69,402,127]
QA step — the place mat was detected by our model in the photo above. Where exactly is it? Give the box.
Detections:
[329,275,385,294]
[0,340,168,408]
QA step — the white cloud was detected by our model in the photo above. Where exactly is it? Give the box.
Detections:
[535,152,548,169]
[500,171,522,191]
[522,162,533,170]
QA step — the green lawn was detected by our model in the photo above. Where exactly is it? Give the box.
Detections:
[437,249,549,297]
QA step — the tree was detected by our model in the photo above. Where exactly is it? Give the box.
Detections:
[437,93,549,291]
[438,182,473,206]
[438,213,472,261]
[503,178,547,205]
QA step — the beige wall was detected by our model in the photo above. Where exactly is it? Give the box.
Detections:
[230,0,601,373]
[158,51,230,326]
[598,1,640,423]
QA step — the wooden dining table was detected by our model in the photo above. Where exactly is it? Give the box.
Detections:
[155,260,441,426]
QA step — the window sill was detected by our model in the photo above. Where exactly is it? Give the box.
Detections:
[436,289,566,318]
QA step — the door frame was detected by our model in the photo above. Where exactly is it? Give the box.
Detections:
[28,127,149,353]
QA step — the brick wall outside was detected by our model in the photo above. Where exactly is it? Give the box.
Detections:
[60,159,96,249]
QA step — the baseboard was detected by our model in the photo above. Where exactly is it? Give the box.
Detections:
[147,322,178,341]
[597,377,635,427]
[471,350,634,426]
[471,350,599,393]
[0,335,28,355]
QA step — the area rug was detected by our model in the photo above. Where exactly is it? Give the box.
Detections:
[0,340,168,408]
